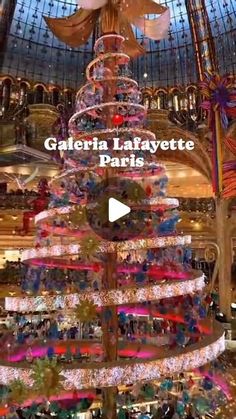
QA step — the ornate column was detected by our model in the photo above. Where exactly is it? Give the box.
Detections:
[186,0,233,320]
[0,0,16,67]
[185,0,217,80]
[102,252,118,419]
[215,198,232,320]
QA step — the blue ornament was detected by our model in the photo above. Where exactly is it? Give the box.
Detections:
[182,390,190,403]
[176,401,185,416]
[21,279,29,292]
[17,332,25,344]
[158,214,179,234]
[161,378,173,391]
[202,377,213,391]
[142,263,148,272]
[188,319,197,332]
[147,250,155,261]
[193,296,201,306]
[188,318,197,327]
[183,248,192,264]
[104,308,112,321]
[79,280,88,290]
[199,306,207,318]
[184,313,191,322]
[135,273,145,284]
[176,331,185,345]
[47,347,55,359]
[119,312,127,324]
[49,322,59,339]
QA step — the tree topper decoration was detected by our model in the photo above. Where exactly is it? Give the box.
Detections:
[44,0,170,58]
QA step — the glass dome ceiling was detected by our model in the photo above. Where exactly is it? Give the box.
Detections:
[1,0,236,89]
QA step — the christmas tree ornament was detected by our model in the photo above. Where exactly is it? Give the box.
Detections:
[31,358,65,398]
[69,206,87,226]
[74,299,97,322]
[112,114,124,126]
[79,235,100,258]
[8,380,28,405]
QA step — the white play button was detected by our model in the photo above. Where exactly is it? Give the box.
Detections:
[108,197,131,223]
[86,177,146,241]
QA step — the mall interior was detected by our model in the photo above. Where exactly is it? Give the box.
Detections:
[0,0,236,418]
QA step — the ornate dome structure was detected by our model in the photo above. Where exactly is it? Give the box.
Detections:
[0,0,235,88]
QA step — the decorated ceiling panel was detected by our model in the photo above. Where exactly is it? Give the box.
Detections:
[205,0,236,75]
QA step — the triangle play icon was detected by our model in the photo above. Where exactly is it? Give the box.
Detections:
[108,197,131,223]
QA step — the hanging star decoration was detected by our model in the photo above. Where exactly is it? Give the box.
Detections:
[8,379,28,405]
[44,0,170,58]
[79,235,100,258]
[200,72,236,195]
[74,298,98,322]
[31,358,65,399]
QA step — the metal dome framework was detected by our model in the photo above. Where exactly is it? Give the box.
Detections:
[0,0,235,89]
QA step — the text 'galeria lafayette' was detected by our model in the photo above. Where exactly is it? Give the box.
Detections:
[44,136,195,153]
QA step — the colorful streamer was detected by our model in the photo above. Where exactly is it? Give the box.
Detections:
[200,72,236,195]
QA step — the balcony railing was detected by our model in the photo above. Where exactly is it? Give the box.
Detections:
[0,192,216,212]
[0,75,75,119]
[0,75,205,128]
[0,191,49,210]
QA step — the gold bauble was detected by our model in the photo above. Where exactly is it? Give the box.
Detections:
[69,206,87,226]
[80,235,100,258]
[74,299,97,322]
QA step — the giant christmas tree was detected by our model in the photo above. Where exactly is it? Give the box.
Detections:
[0,0,229,419]
[0,2,229,419]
